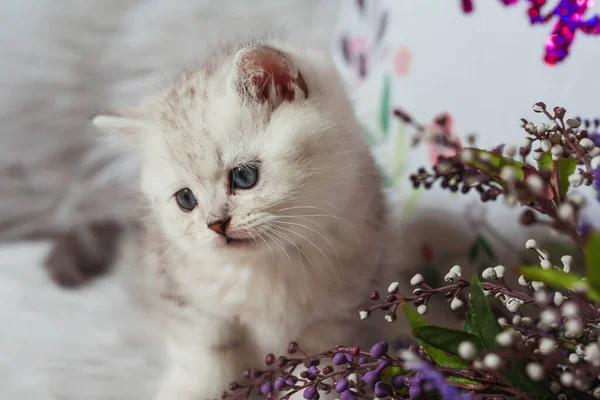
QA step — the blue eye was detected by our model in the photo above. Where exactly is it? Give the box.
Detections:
[231,165,259,190]
[175,188,197,211]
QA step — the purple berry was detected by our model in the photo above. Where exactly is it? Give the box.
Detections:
[303,386,318,400]
[344,353,353,363]
[333,353,347,365]
[285,378,295,386]
[340,390,357,400]
[335,378,349,393]
[370,342,388,358]
[374,382,393,398]
[307,366,320,375]
[375,360,389,372]
[363,370,381,385]
[260,382,272,396]
[390,375,406,389]
[274,378,287,391]
[358,356,367,365]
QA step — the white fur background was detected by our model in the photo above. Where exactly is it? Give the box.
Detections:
[0,1,341,399]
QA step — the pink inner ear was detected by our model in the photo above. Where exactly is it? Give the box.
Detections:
[237,47,308,105]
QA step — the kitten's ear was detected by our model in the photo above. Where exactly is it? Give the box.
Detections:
[233,46,308,109]
[91,110,148,139]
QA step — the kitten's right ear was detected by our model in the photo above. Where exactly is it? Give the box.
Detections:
[90,110,148,139]
[232,46,308,110]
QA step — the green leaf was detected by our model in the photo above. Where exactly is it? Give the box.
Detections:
[401,304,480,385]
[556,158,577,199]
[401,304,468,367]
[468,277,553,397]
[537,152,553,172]
[464,311,476,334]
[536,153,577,200]
[468,276,502,348]
[380,75,391,137]
[414,326,483,356]
[520,266,585,291]
[586,232,600,292]
[460,148,525,181]
[381,366,405,386]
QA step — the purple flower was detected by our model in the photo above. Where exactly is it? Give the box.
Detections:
[260,382,272,396]
[370,341,388,358]
[303,386,318,400]
[402,352,471,400]
[593,168,600,193]
[335,378,349,393]
[363,370,381,385]
[579,219,593,237]
[390,375,406,389]
[333,353,348,365]
[374,382,393,398]
[274,378,286,391]
[340,390,356,400]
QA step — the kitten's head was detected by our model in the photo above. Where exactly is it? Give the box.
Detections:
[93,41,372,261]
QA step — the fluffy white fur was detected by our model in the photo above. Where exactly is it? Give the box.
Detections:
[94,41,391,400]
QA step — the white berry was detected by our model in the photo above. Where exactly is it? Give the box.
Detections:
[525,239,538,249]
[482,267,497,280]
[493,265,506,278]
[526,362,545,381]
[450,297,464,311]
[483,353,502,369]
[387,281,400,293]
[458,341,477,360]
[496,330,515,347]
[560,371,574,387]
[539,337,557,355]
[410,274,424,286]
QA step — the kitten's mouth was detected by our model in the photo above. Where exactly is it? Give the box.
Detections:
[222,235,255,248]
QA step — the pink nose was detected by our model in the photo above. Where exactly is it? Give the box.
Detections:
[207,218,230,235]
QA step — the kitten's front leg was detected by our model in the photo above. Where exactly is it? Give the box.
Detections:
[156,313,259,400]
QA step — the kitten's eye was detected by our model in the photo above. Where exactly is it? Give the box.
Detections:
[174,188,197,211]
[231,165,259,190]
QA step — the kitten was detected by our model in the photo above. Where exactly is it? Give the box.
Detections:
[93,39,390,400]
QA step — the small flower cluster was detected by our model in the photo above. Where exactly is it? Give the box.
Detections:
[359,241,600,399]
[222,340,470,400]
[406,103,600,247]
[221,103,600,400]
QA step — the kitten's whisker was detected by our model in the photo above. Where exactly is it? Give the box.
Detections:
[251,227,275,271]
[270,225,333,280]
[272,227,319,275]
[273,220,343,277]
[265,226,310,283]
[261,229,294,278]
[273,214,361,249]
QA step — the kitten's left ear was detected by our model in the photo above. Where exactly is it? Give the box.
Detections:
[233,46,308,109]
[91,109,148,140]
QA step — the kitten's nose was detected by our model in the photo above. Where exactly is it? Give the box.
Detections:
[207,217,230,236]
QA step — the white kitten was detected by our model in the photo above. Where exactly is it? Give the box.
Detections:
[93,39,390,400]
